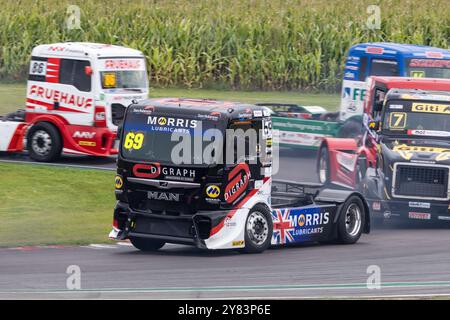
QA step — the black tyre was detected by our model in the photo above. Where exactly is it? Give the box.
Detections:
[355,156,367,187]
[242,205,273,254]
[317,146,330,185]
[130,237,165,252]
[338,118,364,138]
[27,122,62,162]
[337,196,365,244]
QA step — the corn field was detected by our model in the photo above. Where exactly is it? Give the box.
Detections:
[0,0,449,91]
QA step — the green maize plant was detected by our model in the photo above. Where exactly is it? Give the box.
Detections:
[0,0,448,91]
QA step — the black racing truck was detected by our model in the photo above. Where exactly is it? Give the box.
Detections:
[109,98,370,253]
[363,89,450,223]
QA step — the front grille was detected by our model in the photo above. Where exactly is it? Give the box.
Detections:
[128,189,200,215]
[393,164,449,199]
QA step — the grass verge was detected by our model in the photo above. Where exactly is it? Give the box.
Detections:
[0,83,340,115]
[0,163,115,247]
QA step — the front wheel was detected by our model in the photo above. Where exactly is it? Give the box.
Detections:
[27,122,62,162]
[242,205,273,253]
[317,146,330,185]
[130,237,165,252]
[337,196,365,244]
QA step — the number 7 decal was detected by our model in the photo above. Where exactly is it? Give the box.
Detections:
[389,112,407,129]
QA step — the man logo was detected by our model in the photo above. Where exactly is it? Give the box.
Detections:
[206,185,221,198]
[298,214,306,227]
[158,117,167,125]
[115,176,123,189]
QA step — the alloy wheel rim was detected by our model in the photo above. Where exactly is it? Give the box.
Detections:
[246,211,269,246]
[31,130,52,155]
[345,203,362,237]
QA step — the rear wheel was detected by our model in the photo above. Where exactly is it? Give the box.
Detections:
[130,237,165,252]
[337,196,364,244]
[317,146,330,185]
[27,122,62,162]
[242,205,273,253]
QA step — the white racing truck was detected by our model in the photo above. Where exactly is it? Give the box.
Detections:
[0,42,149,161]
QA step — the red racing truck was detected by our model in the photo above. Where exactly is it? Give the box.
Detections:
[317,77,450,189]
[317,78,450,223]
[0,42,149,161]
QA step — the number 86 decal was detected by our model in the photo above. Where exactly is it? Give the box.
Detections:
[124,132,144,150]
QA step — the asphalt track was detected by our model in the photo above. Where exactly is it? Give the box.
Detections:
[0,148,320,181]
[1,149,450,299]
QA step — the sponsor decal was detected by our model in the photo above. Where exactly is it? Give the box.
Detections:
[224,163,250,204]
[438,216,450,221]
[224,216,236,228]
[73,131,96,139]
[372,201,381,211]
[365,47,384,54]
[409,202,431,209]
[409,59,450,69]
[147,116,197,134]
[344,72,355,79]
[133,163,196,181]
[115,175,123,189]
[206,185,221,198]
[197,112,220,121]
[392,144,450,161]
[408,212,431,220]
[29,85,93,109]
[232,240,244,247]
[425,52,444,59]
[412,103,450,114]
[407,129,450,138]
[253,110,263,117]
[389,104,404,110]
[104,59,142,70]
[133,163,161,179]
[147,191,180,202]
[78,141,96,147]
[271,208,330,244]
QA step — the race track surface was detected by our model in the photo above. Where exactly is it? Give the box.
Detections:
[0,148,320,182]
[1,226,450,299]
[1,149,450,299]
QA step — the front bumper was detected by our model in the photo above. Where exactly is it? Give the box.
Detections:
[109,201,233,249]
[368,198,450,222]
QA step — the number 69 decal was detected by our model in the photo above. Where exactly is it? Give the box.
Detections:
[123,132,144,150]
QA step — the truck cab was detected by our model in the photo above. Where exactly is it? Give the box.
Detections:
[362,89,450,222]
[317,77,450,189]
[341,42,450,121]
[110,98,370,253]
[0,42,149,161]
[271,42,450,149]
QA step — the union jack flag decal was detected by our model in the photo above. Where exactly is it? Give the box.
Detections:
[271,209,294,244]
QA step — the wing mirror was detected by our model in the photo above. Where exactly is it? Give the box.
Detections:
[368,120,380,131]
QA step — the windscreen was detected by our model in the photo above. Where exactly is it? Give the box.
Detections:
[406,59,450,79]
[121,109,225,164]
[101,70,147,89]
[382,99,450,138]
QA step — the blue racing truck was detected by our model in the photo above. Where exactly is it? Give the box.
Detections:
[272,42,450,149]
